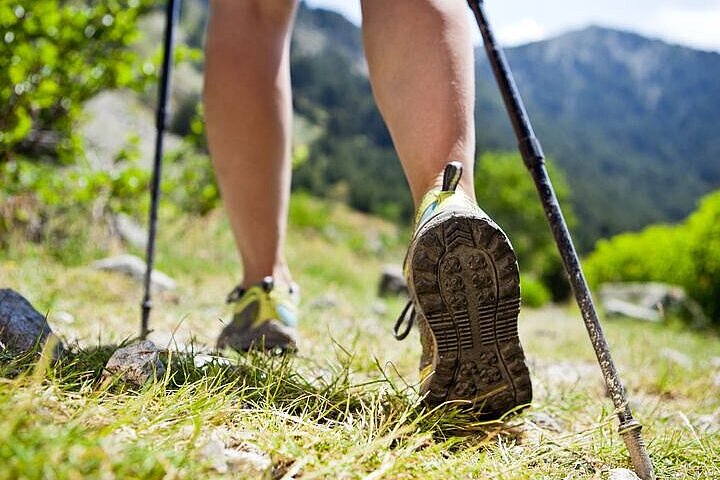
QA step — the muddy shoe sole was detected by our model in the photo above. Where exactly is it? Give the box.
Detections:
[409,211,532,418]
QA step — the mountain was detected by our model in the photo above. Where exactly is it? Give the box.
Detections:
[175,2,720,250]
[475,27,720,245]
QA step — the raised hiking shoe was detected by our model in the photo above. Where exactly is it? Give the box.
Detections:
[394,161,532,418]
[216,277,299,353]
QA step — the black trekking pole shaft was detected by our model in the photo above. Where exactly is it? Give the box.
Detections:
[141,0,180,339]
[467,2,654,478]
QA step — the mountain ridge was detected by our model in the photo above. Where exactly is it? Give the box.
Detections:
[288,5,720,247]
[175,2,720,250]
[476,25,720,242]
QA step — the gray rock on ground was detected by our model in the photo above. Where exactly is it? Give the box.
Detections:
[527,412,563,432]
[607,468,641,480]
[103,340,166,386]
[92,254,177,292]
[200,436,272,478]
[0,289,63,357]
[378,264,408,297]
[113,213,148,250]
[599,282,707,324]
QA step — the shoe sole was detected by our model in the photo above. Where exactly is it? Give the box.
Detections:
[408,212,532,418]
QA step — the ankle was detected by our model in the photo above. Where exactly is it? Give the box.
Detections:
[241,263,294,291]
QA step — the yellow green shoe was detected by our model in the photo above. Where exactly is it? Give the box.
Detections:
[216,277,299,353]
[395,161,532,418]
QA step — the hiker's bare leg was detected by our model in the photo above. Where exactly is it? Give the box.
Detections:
[204,0,297,288]
[361,0,476,206]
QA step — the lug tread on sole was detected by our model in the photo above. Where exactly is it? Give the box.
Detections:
[410,214,532,418]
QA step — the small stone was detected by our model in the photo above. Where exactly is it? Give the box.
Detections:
[378,264,408,297]
[694,413,720,434]
[193,353,232,368]
[103,340,166,385]
[92,254,177,292]
[200,436,230,474]
[308,293,338,310]
[114,213,148,250]
[607,468,641,480]
[528,412,563,432]
[371,301,387,316]
[543,361,596,385]
[0,289,63,357]
[710,357,720,369]
[199,435,271,479]
[224,443,272,478]
[659,348,692,369]
[51,311,75,325]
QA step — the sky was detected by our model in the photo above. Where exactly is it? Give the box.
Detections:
[305,0,720,52]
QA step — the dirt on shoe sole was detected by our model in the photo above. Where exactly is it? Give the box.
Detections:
[409,212,532,419]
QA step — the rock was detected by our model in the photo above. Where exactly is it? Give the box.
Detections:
[659,348,692,369]
[694,413,720,434]
[224,443,272,478]
[103,340,166,385]
[607,468,641,480]
[378,264,408,297]
[602,298,661,322]
[92,254,177,292]
[113,213,147,250]
[0,289,63,356]
[599,282,707,324]
[710,356,720,369]
[542,361,597,385]
[51,311,75,325]
[193,354,233,369]
[81,90,182,171]
[307,293,338,310]
[371,301,388,316]
[527,412,563,432]
[199,435,271,478]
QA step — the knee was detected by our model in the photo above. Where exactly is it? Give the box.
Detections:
[210,0,298,26]
[363,0,467,32]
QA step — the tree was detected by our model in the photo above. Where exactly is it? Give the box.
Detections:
[474,152,576,301]
[0,0,152,164]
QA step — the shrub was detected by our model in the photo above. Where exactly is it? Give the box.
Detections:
[584,190,720,325]
[521,275,551,308]
[0,0,153,164]
[475,152,576,305]
[0,157,151,263]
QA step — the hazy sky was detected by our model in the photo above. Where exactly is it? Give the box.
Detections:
[305,0,720,52]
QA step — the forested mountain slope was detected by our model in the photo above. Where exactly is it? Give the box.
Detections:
[181,2,720,250]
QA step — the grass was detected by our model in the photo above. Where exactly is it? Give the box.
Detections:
[1,197,719,479]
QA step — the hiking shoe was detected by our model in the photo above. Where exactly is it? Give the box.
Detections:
[216,277,299,353]
[394,161,532,418]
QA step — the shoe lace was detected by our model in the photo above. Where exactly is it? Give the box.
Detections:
[226,277,274,304]
[393,300,416,340]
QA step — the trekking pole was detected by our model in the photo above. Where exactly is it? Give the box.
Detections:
[466,2,655,479]
[141,0,181,339]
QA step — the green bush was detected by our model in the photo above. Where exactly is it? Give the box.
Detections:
[584,190,720,325]
[0,0,153,164]
[475,152,576,305]
[685,192,720,323]
[0,137,227,262]
[521,275,551,308]
[288,191,332,231]
[0,157,151,263]
[162,144,219,215]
